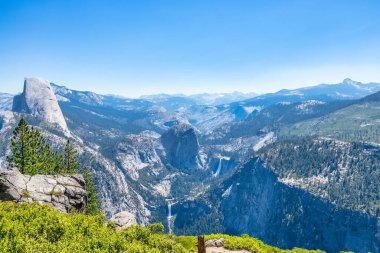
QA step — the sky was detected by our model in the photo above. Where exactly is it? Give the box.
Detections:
[0,0,380,97]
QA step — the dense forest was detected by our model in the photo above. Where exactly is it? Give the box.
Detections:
[256,137,380,216]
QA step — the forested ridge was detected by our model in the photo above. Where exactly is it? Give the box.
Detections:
[256,137,380,216]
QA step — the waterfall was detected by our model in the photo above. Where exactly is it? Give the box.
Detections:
[167,199,174,234]
[213,157,223,177]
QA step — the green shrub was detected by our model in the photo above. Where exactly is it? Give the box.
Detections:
[21,191,31,198]
[0,201,186,253]
[0,201,325,253]
[148,223,165,234]
[174,234,325,253]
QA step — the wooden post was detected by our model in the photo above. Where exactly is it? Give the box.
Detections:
[198,235,206,253]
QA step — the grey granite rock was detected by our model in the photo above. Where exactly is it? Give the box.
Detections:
[0,169,87,212]
[205,238,225,247]
[12,77,69,132]
[109,211,138,230]
[161,123,203,170]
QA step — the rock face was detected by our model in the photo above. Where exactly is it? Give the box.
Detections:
[0,169,87,213]
[12,77,69,132]
[0,93,13,112]
[109,211,138,230]
[173,158,380,253]
[161,124,203,170]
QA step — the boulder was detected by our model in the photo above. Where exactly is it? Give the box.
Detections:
[109,211,138,230]
[205,238,225,247]
[0,169,87,212]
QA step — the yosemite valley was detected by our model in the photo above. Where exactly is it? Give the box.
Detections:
[0,77,379,253]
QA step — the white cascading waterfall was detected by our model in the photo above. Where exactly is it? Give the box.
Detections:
[213,157,223,177]
[213,155,231,177]
[166,198,175,234]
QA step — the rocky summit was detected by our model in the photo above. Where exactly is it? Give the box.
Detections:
[12,77,69,133]
[161,123,203,170]
[0,169,87,213]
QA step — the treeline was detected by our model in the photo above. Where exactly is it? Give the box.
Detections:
[6,118,101,214]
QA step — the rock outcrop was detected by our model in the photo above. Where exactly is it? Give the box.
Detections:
[0,169,87,212]
[205,238,225,247]
[12,77,69,132]
[161,124,203,170]
[109,211,138,230]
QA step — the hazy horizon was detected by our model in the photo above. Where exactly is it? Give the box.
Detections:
[2,76,379,99]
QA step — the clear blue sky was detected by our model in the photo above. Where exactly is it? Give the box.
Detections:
[1,0,380,97]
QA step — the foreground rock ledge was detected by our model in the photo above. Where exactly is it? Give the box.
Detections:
[0,169,87,212]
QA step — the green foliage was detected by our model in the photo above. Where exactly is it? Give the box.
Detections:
[21,191,31,198]
[7,118,56,175]
[82,167,102,215]
[148,223,164,234]
[175,234,324,253]
[7,118,102,214]
[0,201,186,253]
[63,139,80,173]
[256,137,380,216]
[7,118,83,175]
[0,201,324,253]
[279,101,380,144]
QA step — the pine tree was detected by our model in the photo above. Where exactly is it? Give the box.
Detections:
[53,150,65,174]
[63,139,80,173]
[7,118,55,175]
[83,167,101,214]
[7,118,29,171]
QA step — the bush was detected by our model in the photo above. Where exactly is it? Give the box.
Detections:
[0,201,186,253]
[148,223,165,234]
[174,234,325,253]
[0,201,324,253]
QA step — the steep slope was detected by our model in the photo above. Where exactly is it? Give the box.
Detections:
[256,137,380,216]
[13,78,69,132]
[2,78,380,252]
[1,80,213,225]
[280,91,380,143]
[0,93,13,112]
[172,158,380,253]
[161,124,204,170]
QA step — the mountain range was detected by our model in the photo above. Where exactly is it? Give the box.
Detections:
[0,77,379,253]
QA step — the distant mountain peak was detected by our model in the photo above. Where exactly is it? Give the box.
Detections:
[342,78,356,84]
[12,77,69,133]
[341,78,364,88]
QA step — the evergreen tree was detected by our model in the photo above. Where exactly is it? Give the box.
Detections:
[7,118,103,214]
[63,139,80,173]
[53,150,65,174]
[83,167,101,214]
[7,118,55,175]
[7,118,29,171]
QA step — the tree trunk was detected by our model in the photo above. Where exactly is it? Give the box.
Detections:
[198,235,206,253]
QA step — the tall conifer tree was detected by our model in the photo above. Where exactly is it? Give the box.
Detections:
[63,139,80,173]
[7,118,55,175]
